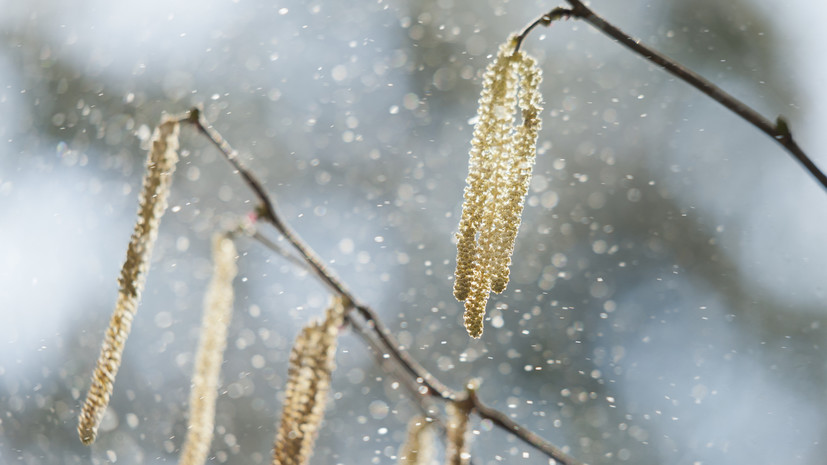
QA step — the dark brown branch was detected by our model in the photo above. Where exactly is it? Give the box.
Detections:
[345,309,447,423]
[185,108,454,399]
[250,229,435,405]
[251,229,447,432]
[522,2,827,192]
[469,388,581,465]
[182,108,582,465]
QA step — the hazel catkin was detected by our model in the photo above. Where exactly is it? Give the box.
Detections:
[178,234,238,465]
[272,297,345,465]
[78,116,180,445]
[453,36,543,339]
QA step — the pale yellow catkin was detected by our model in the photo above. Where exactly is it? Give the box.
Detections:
[397,415,435,465]
[454,38,519,304]
[272,297,345,465]
[487,54,543,294]
[178,234,238,465]
[454,36,543,339]
[78,116,180,445]
[445,400,472,465]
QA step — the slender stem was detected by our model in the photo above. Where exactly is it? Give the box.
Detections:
[252,228,440,420]
[183,108,581,464]
[469,388,582,465]
[251,230,444,409]
[250,229,311,274]
[570,0,827,190]
[182,110,281,221]
[185,108,453,399]
[521,2,827,192]
[513,7,572,53]
[346,311,444,421]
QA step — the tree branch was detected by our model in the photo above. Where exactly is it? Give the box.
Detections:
[170,4,826,461]
[468,389,580,465]
[180,108,584,465]
[249,228,310,273]
[522,1,827,192]
[185,108,455,397]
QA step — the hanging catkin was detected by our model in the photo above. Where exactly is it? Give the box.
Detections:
[454,36,543,338]
[272,297,345,465]
[397,415,435,465]
[178,234,238,465]
[78,116,180,445]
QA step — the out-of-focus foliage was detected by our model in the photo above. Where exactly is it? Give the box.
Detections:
[1,0,825,464]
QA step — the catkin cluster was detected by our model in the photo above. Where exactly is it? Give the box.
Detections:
[397,415,435,465]
[78,116,180,445]
[178,234,238,465]
[272,297,346,465]
[454,36,543,338]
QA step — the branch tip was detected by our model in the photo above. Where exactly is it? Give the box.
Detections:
[513,7,573,53]
[560,0,827,192]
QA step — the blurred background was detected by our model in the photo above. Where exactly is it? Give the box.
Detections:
[1,0,826,463]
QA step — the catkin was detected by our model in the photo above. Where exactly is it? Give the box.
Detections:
[178,234,238,465]
[487,54,543,293]
[78,116,180,445]
[454,36,543,338]
[445,400,472,465]
[397,415,435,465]
[272,297,345,465]
[454,41,518,304]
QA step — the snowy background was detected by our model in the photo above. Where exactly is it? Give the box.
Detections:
[1,0,825,463]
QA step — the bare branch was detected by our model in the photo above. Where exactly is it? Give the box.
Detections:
[185,108,456,399]
[518,2,827,192]
[468,388,582,465]
[182,110,582,464]
[250,229,315,278]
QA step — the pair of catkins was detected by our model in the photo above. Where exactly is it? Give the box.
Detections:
[454,35,544,338]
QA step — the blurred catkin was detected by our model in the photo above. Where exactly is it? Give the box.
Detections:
[78,116,180,445]
[397,415,435,465]
[272,297,345,465]
[445,400,472,465]
[454,35,543,338]
[178,234,238,465]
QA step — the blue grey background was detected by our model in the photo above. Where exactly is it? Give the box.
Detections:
[1,0,825,463]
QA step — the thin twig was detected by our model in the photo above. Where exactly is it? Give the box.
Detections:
[468,389,581,465]
[353,303,456,399]
[251,229,315,277]
[347,310,445,419]
[182,108,581,465]
[251,230,432,406]
[513,7,572,53]
[185,108,453,399]
[252,228,444,428]
[545,0,826,191]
